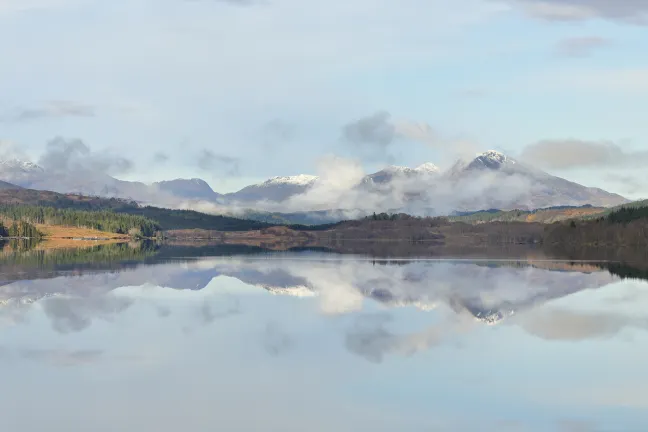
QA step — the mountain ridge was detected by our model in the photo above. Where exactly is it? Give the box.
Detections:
[0,151,629,219]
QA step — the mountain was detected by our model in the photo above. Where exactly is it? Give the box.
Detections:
[363,163,440,185]
[226,175,318,203]
[154,178,221,202]
[0,158,217,206]
[0,159,44,185]
[0,180,21,190]
[0,151,629,219]
[448,150,628,210]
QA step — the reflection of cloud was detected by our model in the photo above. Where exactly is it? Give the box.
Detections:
[516,308,648,341]
[345,312,472,363]
[199,297,240,324]
[20,349,103,366]
[157,306,172,318]
[41,295,133,334]
[263,322,294,356]
[211,258,618,323]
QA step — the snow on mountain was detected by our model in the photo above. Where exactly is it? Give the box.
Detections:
[466,149,514,170]
[0,159,43,173]
[364,162,440,185]
[226,174,319,203]
[263,175,319,187]
[414,162,441,174]
[0,159,45,186]
[0,151,629,214]
[448,150,628,210]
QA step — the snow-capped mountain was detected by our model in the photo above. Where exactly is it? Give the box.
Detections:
[0,159,44,185]
[0,150,629,214]
[448,150,628,210]
[467,149,514,171]
[225,175,319,203]
[364,162,440,185]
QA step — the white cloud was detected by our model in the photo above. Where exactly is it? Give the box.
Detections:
[520,139,648,169]
[505,0,648,24]
[0,0,86,14]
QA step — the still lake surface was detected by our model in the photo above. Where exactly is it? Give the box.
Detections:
[1,244,648,431]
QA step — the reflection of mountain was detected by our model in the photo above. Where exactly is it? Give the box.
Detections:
[1,254,627,330]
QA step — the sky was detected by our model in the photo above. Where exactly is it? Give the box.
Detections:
[0,0,647,196]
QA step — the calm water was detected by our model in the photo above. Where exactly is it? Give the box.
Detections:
[1,245,648,431]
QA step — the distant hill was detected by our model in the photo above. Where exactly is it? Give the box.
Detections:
[449,205,607,224]
[154,178,222,202]
[0,180,22,190]
[0,188,271,232]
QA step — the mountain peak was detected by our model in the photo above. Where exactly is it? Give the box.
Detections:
[414,162,440,174]
[263,175,318,187]
[383,165,410,173]
[469,150,515,170]
[154,178,220,200]
[0,158,43,172]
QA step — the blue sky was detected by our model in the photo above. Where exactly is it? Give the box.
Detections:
[0,0,647,196]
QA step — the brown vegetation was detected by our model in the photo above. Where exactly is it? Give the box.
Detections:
[32,224,129,250]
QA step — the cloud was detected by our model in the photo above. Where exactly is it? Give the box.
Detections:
[261,119,296,143]
[185,0,262,6]
[554,37,609,58]
[341,111,397,161]
[38,137,134,176]
[153,152,169,164]
[506,0,648,24]
[0,139,29,160]
[604,173,646,195]
[0,0,86,14]
[20,348,103,366]
[519,139,648,169]
[197,149,240,175]
[340,112,477,164]
[2,101,95,123]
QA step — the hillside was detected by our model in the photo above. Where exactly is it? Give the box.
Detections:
[0,188,271,231]
[0,180,21,190]
[449,205,607,224]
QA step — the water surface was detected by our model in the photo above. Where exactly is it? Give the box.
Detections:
[1,245,647,431]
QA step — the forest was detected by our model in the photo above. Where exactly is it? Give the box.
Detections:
[0,220,42,239]
[544,204,648,247]
[0,204,161,237]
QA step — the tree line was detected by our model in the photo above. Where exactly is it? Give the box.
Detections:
[0,220,42,239]
[0,205,161,237]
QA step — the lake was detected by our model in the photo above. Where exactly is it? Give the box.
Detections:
[1,243,648,431]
